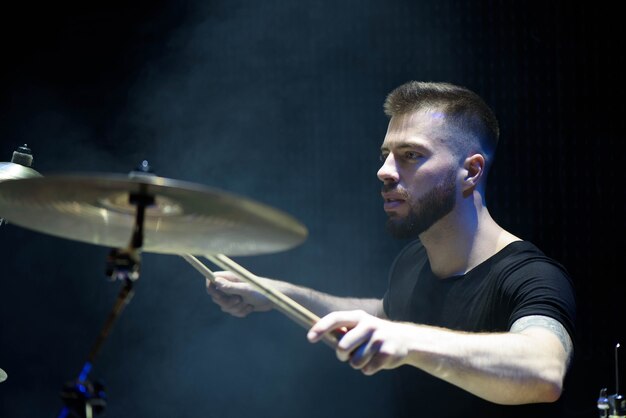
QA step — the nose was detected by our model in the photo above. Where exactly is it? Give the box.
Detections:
[377,153,399,184]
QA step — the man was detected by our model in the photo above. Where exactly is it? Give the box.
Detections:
[206,81,576,417]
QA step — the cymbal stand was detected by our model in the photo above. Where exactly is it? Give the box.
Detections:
[598,343,625,417]
[57,186,154,418]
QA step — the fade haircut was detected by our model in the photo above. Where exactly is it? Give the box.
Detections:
[383,81,500,169]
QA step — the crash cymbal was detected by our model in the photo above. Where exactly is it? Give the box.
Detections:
[0,172,307,256]
[0,162,43,181]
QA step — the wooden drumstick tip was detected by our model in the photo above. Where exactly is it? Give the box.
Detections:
[182,253,216,282]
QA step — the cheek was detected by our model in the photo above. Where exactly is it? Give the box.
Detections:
[405,164,459,193]
[402,165,437,188]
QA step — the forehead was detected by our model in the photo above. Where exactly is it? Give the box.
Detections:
[381,109,454,150]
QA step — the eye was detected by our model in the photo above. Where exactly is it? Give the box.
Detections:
[403,151,421,161]
[379,152,389,163]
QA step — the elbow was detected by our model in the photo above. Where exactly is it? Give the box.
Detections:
[524,353,569,404]
[494,369,566,405]
[493,380,563,406]
[537,380,563,403]
[536,362,567,403]
[518,375,564,405]
[520,363,566,404]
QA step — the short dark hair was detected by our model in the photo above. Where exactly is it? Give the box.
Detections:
[384,81,500,164]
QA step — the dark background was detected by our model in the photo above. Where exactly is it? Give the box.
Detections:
[0,1,624,417]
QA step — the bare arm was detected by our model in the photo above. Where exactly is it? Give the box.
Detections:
[207,270,573,405]
[206,270,384,318]
[308,311,573,405]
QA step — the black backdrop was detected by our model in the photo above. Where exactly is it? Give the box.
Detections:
[0,1,624,417]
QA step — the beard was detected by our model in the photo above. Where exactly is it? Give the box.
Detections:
[385,170,457,239]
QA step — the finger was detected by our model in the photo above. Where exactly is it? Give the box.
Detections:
[335,325,374,362]
[206,280,226,297]
[213,277,252,295]
[212,271,242,283]
[206,279,224,295]
[360,345,389,376]
[207,277,234,295]
[208,285,243,307]
[346,340,373,368]
[350,339,382,371]
[221,294,244,309]
[229,304,255,318]
[307,311,362,343]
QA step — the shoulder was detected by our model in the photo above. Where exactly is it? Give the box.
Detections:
[493,241,575,303]
[497,242,577,345]
[494,241,572,284]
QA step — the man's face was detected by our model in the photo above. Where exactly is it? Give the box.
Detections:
[377,109,460,239]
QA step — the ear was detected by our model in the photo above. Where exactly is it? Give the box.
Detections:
[462,154,485,194]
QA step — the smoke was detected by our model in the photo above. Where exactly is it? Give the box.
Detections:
[1,2,403,417]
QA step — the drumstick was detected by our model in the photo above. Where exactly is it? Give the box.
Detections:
[183,253,314,332]
[182,253,218,281]
[181,253,344,348]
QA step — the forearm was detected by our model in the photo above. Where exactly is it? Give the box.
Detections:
[272,279,383,318]
[208,271,384,320]
[401,324,568,404]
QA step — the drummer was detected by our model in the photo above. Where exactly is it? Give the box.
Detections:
[206,81,576,417]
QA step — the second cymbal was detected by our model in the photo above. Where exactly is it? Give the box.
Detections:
[0,172,307,256]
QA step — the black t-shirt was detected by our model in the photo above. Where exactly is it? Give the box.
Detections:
[382,239,576,418]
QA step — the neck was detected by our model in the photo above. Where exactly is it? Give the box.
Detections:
[419,195,520,278]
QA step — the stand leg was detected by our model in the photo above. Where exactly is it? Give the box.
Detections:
[57,278,135,418]
[86,279,135,365]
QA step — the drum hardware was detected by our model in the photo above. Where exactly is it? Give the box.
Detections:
[598,343,625,418]
[58,164,155,418]
[10,144,35,167]
[0,166,307,255]
[0,144,43,384]
[0,162,310,416]
[0,144,42,226]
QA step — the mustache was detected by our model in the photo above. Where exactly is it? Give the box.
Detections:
[381,183,410,198]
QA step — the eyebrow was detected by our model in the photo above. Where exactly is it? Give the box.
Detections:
[380,141,429,152]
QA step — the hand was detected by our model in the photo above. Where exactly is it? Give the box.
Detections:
[307,310,410,375]
[205,271,274,317]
